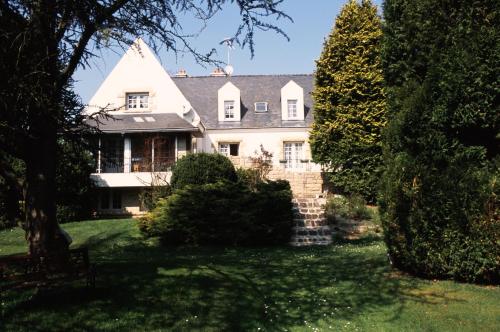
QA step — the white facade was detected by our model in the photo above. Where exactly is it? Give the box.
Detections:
[85,38,202,129]
[203,128,321,172]
[86,39,322,215]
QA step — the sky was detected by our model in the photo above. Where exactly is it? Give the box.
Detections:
[73,0,383,103]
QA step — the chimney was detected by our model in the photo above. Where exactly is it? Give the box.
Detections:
[210,67,226,77]
[175,69,188,78]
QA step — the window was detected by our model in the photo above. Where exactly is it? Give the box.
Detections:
[100,190,110,209]
[255,102,268,112]
[127,93,149,110]
[224,100,235,119]
[218,143,239,157]
[112,190,122,209]
[284,142,303,169]
[287,99,298,118]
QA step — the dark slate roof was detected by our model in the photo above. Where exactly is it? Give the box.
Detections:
[173,74,313,130]
[86,113,198,133]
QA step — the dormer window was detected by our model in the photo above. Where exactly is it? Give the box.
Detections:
[224,100,235,119]
[218,82,240,122]
[255,102,268,112]
[127,93,149,110]
[281,80,304,121]
[287,100,298,118]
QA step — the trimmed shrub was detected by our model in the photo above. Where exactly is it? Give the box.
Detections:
[140,180,293,246]
[170,153,237,190]
[248,180,294,245]
[325,194,371,222]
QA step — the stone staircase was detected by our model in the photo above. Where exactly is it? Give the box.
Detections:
[290,197,332,246]
[289,197,381,246]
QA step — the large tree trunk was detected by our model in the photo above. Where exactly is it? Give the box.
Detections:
[23,2,72,257]
[25,121,70,257]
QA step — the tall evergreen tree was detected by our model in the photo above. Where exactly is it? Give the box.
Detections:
[381,0,499,283]
[310,0,385,203]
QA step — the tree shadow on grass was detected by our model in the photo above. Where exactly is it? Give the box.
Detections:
[1,233,466,331]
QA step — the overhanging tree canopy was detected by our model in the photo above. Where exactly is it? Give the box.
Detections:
[0,0,291,256]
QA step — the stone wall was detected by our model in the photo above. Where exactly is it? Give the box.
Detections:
[267,169,324,197]
[230,156,325,197]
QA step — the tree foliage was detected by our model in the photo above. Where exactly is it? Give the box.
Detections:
[170,153,238,190]
[310,0,385,202]
[0,0,290,255]
[139,180,293,246]
[380,0,499,283]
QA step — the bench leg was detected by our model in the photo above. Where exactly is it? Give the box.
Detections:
[87,264,96,289]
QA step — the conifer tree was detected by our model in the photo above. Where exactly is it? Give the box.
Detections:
[310,0,385,203]
[381,0,499,283]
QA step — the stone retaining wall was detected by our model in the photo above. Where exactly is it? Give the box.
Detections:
[230,157,325,197]
[267,170,324,197]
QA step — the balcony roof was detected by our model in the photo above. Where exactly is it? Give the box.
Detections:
[86,113,199,134]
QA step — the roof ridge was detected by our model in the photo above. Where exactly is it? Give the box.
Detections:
[172,73,313,78]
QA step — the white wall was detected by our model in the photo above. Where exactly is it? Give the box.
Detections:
[85,39,196,121]
[202,128,321,172]
[91,172,172,188]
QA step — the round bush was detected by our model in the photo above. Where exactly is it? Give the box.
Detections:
[170,153,237,190]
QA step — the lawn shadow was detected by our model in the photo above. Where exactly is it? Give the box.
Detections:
[1,232,467,331]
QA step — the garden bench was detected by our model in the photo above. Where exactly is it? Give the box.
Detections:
[0,247,96,294]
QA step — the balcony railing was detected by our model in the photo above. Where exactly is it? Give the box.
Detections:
[97,157,175,173]
[100,159,124,173]
[131,157,175,172]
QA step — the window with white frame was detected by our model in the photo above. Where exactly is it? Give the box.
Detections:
[255,102,268,112]
[224,100,235,119]
[127,93,149,110]
[218,143,239,156]
[284,142,303,169]
[287,99,298,119]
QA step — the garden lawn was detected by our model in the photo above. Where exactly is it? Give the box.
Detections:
[1,219,499,332]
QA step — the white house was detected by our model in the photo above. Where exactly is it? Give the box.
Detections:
[85,39,324,215]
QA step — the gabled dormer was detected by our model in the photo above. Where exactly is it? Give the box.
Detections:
[281,80,305,121]
[218,82,241,122]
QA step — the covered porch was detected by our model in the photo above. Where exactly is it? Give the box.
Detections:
[95,132,192,174]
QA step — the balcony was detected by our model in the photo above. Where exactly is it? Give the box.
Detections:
[98,157,176,173]
[91,133,188,187]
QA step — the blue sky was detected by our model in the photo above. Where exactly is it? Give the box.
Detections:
[74,0,383,103]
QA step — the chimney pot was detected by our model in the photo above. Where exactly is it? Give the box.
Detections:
[210,67,226,77]
[175,69,188,78]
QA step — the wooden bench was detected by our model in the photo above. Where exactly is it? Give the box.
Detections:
[0,247,96,294]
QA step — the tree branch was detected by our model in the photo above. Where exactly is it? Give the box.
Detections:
[58,0,130,88]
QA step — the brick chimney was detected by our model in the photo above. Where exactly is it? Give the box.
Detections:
[210,67,226,77]
[174,69,188,78]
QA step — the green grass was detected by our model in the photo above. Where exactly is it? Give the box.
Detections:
[1,219,499,332]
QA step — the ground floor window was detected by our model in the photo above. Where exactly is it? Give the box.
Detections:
[100,190,110,209]
[218,143,239,157]
[284,142,303,169]
[100,189,122,210]
[112,190,122,209]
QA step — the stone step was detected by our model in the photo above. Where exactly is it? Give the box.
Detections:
[290,226,333,246]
